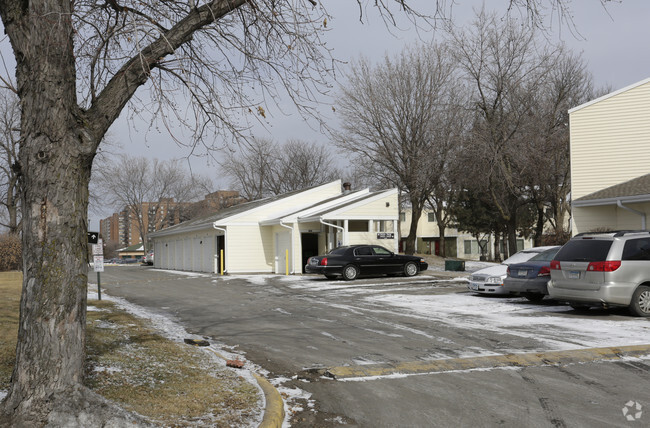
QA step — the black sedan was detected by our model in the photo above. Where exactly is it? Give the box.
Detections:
[305,245,428,280]
[503,246,560,301]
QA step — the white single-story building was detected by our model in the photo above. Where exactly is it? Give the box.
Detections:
[149,180,399,274]
[569,77,650,233]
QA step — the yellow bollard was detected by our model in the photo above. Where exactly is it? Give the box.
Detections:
[220,249,224,275]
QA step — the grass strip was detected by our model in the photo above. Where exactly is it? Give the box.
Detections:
[0,274,260,426]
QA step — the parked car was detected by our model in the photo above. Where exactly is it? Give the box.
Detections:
[503,246,561,301]
[468,246,559,295]
[305,245,428,280]
[548,231,650,317]
[144,250,154,265]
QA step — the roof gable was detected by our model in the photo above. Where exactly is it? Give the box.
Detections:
[569,77,650,114]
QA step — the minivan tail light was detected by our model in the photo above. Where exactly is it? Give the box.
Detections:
[320,257,328,266]
[537,266,551,277]
[587,261,621,272]
[550,260,561,270]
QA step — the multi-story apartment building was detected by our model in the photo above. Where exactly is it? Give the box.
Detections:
[99,191,245,249]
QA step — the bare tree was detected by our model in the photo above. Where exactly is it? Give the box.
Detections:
[221,137,274,200]
[96,155,211,250]
[446,9,561,256]
[525,49,599,241]
[0,89,20,234]
[335,43,461,254]
[222,137,342,199]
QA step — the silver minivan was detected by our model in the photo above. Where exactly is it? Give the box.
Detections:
[548,231,650,316]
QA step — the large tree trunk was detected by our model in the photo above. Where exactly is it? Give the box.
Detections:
[437,222,447,258]
[405,198,424,255]
[0,1,94,424]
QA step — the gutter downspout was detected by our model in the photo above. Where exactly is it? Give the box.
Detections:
[279,220,295,274]
[617,200,647,230]
[320,217,345,250]
[213,224,227,274]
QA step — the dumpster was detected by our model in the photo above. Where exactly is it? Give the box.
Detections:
[444,260,465,272]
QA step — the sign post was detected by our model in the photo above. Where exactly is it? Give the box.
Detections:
[92,239,104,300]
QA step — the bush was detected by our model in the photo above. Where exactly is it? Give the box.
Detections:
[0,233,22,271]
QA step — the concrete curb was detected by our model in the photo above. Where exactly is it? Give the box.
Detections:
[253,373,285,428]
[206,348,285,427]
[327,344,650,380]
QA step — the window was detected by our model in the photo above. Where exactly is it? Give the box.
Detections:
[374,221,395,233]
[399,212,406,222]
[623,238,650,261]
[354,247,373,256]
[516,239,524,252]
[464,240,475,255]
[427,212,436,222]
[372,246,392,256]
[348,220,369,232]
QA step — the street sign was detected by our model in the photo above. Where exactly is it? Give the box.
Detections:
[93,256,104,272]
[92,240,103,256]
[88,232,99,244]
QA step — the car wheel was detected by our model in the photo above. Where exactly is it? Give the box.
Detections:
[404,262,418,277]
[523,293,545,302]
[324,274,337,280]
[629,285,650,317]
[342,264,359,281]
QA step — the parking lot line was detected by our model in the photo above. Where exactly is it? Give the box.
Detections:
[327,344,650,380]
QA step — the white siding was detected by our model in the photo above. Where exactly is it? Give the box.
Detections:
[573,203,650,234]
[226,225,274,273]
[570,80,650,200]
[342,193,398,219]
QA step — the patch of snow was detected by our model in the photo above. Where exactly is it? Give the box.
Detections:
[156,269,211,278]
[351,358,386,366]
[365,293,650,352]
[94,366,123,374]
[339,365,524,382]
[273,308,292,315]
[277,385,315,428]
[94,320,118,329]
[320,332,338,341]
[87,305,107,312]
[0,390,6,401]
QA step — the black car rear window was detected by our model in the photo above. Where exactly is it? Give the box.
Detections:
[554,240,612,262]
[529,247,560,262]
[329,247,348,256]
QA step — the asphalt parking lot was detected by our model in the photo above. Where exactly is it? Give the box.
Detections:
[93,266,650,427]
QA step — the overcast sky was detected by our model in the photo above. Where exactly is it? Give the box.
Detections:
[92,0,650,229]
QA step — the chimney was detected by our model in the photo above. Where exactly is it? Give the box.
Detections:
[343,182,352,194]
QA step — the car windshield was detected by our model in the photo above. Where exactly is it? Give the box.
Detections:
[528,247,560,262]
[554,240,612,262]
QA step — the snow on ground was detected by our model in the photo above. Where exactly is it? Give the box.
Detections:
[155,269,212,278]
[365,292,650,353]
[87,289,265,424]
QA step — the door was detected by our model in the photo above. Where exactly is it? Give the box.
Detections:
[301,233,319,273]
[216,235,225,274]
[275,232,291,274]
